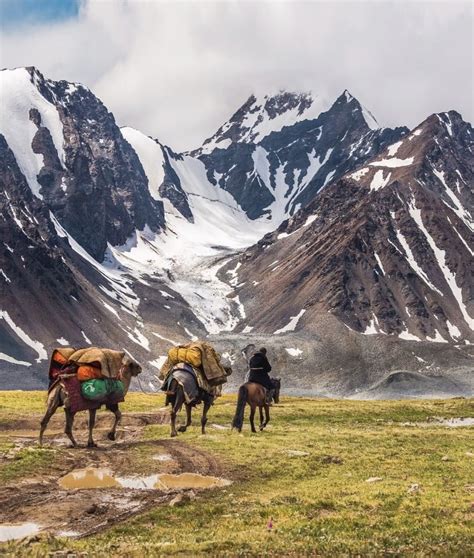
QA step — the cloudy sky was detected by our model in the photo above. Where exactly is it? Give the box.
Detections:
[1,0,472,151]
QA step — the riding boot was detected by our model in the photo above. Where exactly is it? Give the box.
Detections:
[265,389,274,406]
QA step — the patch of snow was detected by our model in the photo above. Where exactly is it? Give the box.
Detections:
[322,169,336,188]
[81,330,91,344]
[152,332,177,345]
[408,199,474,331]
[374,252,385,275]
[0,352,31,367]
[56,337,69,346]
[370,157,414,168]
[121,127,165,202]
[0,68,65,199]
[126,327,150,351]
[398,329,421,341]
[432,168,473,231]
[183,326,198,341]
[446,321,461,340]
[159,290,175,299]
[285,347,303,357]
[149,356,167,369]
[274,309,306,334]
[394,227,443,296]
[387,141,403,157]
[408,128,423,140]
[370,169,391,191]
[426,330,448,343]
[363,316,379,335]
[0,269,11,283]
[0,310,47,362]
[238,91,330,144]
[242,325,254,333]
[350,167,369,181]
[304,214,317,227]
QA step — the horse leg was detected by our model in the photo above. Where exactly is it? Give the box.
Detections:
[170,387,184,437]
[87,409,97,448]
[64,408,78,448]
[249,405,257,433]
[178,404,192,433]
[201,401,211,435]
[39,390,60,446]
[258,406,265,430]
[107,403,122,441]
[260,404,271,430]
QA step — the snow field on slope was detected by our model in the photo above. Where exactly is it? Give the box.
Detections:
[115,130,276,333]
[0,310,47,362]
[0,68,65,199]
[408,199,474,332]
[240,92,330,143]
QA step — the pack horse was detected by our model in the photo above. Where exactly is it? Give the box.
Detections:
[39,347,142,447]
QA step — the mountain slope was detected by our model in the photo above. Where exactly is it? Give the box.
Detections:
[0,66,472,397]
[194,90,408,223]
[228,111,474,344]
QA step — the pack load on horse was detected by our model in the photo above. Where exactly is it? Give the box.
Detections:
[40,347,142,447]
[159,341,232,437]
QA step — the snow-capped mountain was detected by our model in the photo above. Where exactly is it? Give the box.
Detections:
[0,66,472,395]
[228,111,474,344]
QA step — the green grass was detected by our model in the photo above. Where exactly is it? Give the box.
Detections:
[0,393,473,556]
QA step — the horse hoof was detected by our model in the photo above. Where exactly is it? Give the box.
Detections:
[87,442,98,448]
[178,426,187,433]
[107,433,116,441]
[170,432,178,438]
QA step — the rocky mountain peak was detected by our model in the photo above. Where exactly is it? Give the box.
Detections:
[196,89,330,154]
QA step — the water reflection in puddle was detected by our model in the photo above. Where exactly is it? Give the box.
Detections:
[0,522,41,542]
[59,468,119,490]
[58,467,231,491]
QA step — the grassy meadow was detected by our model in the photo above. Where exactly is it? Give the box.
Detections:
[0,392,473,556]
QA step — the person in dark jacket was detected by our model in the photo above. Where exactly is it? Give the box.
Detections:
[248,347,274,404]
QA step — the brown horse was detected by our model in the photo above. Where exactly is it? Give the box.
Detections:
[232,378,281,433]
[166,376,215,437]
[39,356,142,448]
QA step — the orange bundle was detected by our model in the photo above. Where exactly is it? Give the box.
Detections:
[77,365,102,382]
[52,350,68,366]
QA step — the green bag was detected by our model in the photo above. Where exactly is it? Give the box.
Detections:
[81,378,125,401]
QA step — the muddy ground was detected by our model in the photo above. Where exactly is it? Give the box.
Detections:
[0,411,228,539]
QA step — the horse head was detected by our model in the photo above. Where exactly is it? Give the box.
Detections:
[271,377,281,403]
[121,355,142,378]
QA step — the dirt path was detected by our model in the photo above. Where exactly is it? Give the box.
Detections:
[0,411,228,539]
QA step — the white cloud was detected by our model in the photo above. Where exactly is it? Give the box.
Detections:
[0,0,472,151]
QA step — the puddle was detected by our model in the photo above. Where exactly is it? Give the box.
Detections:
[0,522,41,542]
[157,473,231,490]
[59,468,119,490]
[59,468,231,491]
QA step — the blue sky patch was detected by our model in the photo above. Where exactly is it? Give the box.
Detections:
[1,0,82,30]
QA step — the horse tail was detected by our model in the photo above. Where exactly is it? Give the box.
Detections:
[232,384,248,431]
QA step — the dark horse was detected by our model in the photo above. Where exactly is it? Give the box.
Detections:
[232,378,281,433]
[166,376,215,437]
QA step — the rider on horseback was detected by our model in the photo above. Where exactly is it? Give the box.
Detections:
[248,347,274,405]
